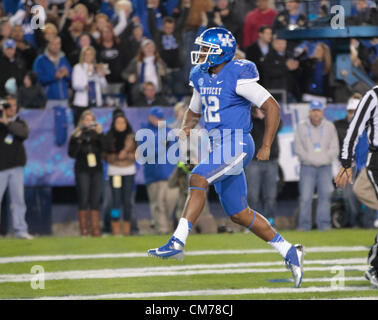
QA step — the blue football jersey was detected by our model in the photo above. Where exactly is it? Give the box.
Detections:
[189,59,259,135]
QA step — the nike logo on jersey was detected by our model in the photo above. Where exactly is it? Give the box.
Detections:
[216,80,223,84]
[239,142,247,145]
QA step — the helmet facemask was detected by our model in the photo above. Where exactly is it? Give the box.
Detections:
[191,37,223,70]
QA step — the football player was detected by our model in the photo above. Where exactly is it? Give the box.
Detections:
[147,27,304,288]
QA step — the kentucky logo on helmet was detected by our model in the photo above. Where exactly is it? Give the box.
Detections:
[217,33,234,47]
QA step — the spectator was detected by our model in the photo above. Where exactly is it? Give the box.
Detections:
[233,0,257,23]
[185,0,214,32]
[301,42,332,99]
[100,0,119,21]
[181,0,214,89]
[134,0,164,39]
[68,32,97,67]
[1,1,17,15]
[0,95,32,239]
[198,9,224,34]
[213,0,242,44]
[262,36,301,101]
[96,23,128,84]
[141,107,178,234]
[119,22,145,68]
[71,46,108,126]
[17,71,46,109]
[294,100,339,231]
[122,39,167,105]
[28,0,60,28]
[113,0,133,37]
[0,17,12,42]
[333,93,376,228]
[68,110,105,237]
[349,0,372,25]
[356,38,378,78]
[104,110,137,236]
[60,14,86,66]
[133,81,169,107]
[0,39,26,98]
[245,26,272,76]
[60,1,91,32]
[36,23,58,55]
[245,107,281,227]
[11,25,36,70]
[148,0,190,98]
[76,0,101,15]
[242,0,277,49]
[33,36,72,109]
[90,13,110,41]
[17,2,47,50]
[273,0,308,31]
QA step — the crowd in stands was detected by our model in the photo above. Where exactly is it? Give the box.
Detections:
[0,0,376,107]
[0,0,377,238]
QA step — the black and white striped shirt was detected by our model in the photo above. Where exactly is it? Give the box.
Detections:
[341,85,378,168]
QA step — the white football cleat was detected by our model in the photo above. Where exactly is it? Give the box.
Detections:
[364,266,378,288]
[284,244,305,288]
[147,236,185,261]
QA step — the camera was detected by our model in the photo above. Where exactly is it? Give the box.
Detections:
[81,123,97,131]
[80,123,98,142]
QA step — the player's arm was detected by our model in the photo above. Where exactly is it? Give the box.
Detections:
[258,96,281,160]
[236,81,281,160]
[180,88,202,138]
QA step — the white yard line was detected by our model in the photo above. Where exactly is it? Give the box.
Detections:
[26,286,376,300]
[0,246,369,264]
[0,258,368,283]
[331,297,378,300]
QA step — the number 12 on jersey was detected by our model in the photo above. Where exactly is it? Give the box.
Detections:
[202,96,221,123]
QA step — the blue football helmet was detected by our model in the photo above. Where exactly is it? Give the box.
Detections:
[191,27,236,72]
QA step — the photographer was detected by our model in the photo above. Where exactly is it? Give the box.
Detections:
[68,110,105,237]
[0,95,33,239]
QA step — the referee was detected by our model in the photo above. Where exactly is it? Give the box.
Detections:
[335,85,378,189]
[334,84,378,288]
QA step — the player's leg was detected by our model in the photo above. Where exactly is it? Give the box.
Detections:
[365,233,378,287]
[147,173,208,260]
[217,172,304,288]
[182,174,209,224]
[171,174,208,242]
[147,135,243,260]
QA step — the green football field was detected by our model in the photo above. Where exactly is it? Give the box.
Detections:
[0,229,377,300]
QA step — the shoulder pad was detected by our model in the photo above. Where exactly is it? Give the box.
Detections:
[189,65,203,88]
[233,59,259,81]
